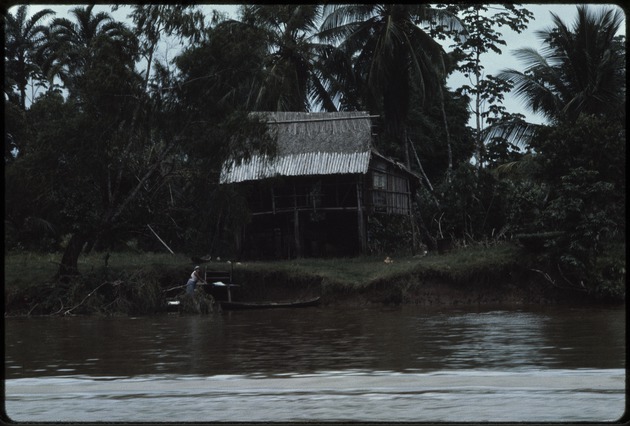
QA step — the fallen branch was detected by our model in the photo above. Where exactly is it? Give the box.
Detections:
[530,268,555,286]
[162,284,186,293]
[51,298,65,316]
[162,282,216,293]
[102,296,122,310]
[530,268,587,292]
[27,303,40,317]
[63,281,110,316]
[557,263,586,291]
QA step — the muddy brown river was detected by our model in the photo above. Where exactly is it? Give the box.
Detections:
[4,304,626,422]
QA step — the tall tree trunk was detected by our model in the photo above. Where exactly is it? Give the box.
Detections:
[402,126,411,170]
[57,232,88,278]
[438,85,453,182]
[19,85,27,110]
[414,192,437,250]
[473,49,483,172]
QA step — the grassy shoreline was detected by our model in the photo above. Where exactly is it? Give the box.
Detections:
[4,242,625,316]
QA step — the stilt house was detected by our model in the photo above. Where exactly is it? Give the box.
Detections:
[220,111,419,258]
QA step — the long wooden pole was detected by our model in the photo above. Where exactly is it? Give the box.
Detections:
[147,224,174,254]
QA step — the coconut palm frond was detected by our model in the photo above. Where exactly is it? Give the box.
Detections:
[499,5,625,124]
[493,153,540,179]
[482,119,541,149]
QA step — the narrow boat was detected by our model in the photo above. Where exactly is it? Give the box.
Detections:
[219,297,321,311]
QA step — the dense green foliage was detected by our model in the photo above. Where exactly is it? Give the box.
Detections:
[525,116,625,297]
[4,4,625,299]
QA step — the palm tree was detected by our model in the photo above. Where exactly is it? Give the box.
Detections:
[319,4,464,169]
[4,5,55,109]
[41,5,136,96]
[499,5,625,124]
[233,4,337,112]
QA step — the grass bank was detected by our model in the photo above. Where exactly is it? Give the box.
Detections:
[4,242,625,316]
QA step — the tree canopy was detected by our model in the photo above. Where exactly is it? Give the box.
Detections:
[4,4,625,295]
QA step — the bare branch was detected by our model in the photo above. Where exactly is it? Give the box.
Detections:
[63,281,110,316]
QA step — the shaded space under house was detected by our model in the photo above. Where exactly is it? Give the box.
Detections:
[220,111,420,259]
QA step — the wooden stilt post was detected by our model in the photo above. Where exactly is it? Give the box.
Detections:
[356,177,367,253]
[293,184,301,258]
[408,182,417,255]
[409,213,417,255]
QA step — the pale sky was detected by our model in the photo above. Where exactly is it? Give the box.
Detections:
[444,3,627,125]
[12,3,628,127]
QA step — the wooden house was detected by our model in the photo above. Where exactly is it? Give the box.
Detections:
[220,111,419,258]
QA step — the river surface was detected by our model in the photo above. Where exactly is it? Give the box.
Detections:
[4,304,626,422]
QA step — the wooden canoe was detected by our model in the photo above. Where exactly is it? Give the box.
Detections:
[219,297,321,311]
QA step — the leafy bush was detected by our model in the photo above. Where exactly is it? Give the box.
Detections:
[367,214,414,255]
[522,116,626,297]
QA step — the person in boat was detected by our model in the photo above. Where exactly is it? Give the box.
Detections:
[186,265,207,296]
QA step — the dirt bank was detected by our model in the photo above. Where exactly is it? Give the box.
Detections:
[230,265,594,308]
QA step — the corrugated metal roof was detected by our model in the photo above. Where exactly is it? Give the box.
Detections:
[220,111,375,184]
[220,151,371,184]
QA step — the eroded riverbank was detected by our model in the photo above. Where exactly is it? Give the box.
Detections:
[4,243,625,316]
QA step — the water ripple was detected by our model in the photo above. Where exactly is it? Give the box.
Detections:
[5,369,625,422]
